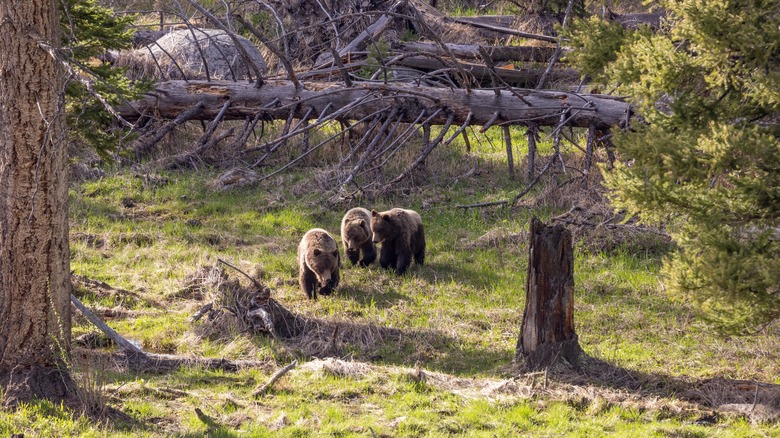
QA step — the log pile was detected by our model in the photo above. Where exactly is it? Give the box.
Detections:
[113,0,637,192]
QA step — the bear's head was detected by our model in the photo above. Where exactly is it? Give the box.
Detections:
[344,219,371,251]
[370,210,396,244]
[307,246,339,287]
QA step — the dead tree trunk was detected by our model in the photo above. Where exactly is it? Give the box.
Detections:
[516,218,581,370]
[120,80,630,129]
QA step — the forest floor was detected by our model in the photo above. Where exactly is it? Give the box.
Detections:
[2,123,777,437]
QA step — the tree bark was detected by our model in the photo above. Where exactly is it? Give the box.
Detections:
[516,218,581,370]
[120,80,630,130]
[0,0,74,405]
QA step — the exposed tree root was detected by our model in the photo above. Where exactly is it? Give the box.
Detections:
[0,364,77,408]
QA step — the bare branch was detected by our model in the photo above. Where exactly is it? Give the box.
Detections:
[185,0,264,86]
[252,360,297,397]
[387,112,456,186]
[503,125,515,179]
[233,14,299,88]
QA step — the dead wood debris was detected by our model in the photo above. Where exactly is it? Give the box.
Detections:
[252,360,297,397]
[71,275,268,374]
[116,0,619,194]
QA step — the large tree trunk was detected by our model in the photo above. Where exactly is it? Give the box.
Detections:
[0,0,74,405]
[516,218,581,370]
[120,80,630,129]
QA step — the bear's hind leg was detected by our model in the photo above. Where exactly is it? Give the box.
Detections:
[413,225,426,265]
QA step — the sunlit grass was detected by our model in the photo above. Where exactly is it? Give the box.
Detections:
[54,114,780,435]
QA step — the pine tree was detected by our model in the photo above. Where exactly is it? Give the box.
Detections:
[567,0,780,332]
[60,0,150,157]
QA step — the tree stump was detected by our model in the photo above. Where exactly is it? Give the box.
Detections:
[515,217,582,370]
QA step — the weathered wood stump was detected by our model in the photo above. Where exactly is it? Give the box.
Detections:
[516,217,582,370]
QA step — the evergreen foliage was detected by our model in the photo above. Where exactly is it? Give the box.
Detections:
[60,0,150,158]
[566,0,780,332]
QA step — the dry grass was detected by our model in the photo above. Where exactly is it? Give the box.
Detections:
[512,152,674,255]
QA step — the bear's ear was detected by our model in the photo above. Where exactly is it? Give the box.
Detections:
[371,210,378,217]
[313,248,321,256]
[359,219,365,227]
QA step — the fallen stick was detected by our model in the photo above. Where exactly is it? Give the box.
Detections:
[252,360,298,397]
[71,294,143,354]
[456,200,509,209]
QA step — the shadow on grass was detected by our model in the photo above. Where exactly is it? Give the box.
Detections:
[259,310,512,376]
[415,260,507,291]
[550,353,780,421]
[335,283,411,309]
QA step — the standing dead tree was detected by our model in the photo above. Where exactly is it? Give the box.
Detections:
[516,218,582,371]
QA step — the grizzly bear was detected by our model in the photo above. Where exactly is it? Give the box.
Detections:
[370,208,425,275]
[298,228,340,299]
[340,207,377,267]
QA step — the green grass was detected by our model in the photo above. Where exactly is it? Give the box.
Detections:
[8,122,776,436]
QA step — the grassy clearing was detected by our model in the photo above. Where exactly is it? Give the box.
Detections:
[4,123,777,436]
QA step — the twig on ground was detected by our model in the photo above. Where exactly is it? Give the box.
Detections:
[252,360,298,397]
[512,153,559,207]
[456,200,509,209]
[190,303,214,323]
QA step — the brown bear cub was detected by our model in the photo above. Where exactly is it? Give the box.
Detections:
[340,207,377,267]
[298,228,340,299]
[370,208,425,275]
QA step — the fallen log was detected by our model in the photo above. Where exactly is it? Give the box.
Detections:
[453,12,664,32]
[451,18,559,43]
[120,80,630,129]
[397,42,564,63]
[395,55,579,88]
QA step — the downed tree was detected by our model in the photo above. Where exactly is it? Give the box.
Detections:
[120,80,630,129]
[454,12,665,33]
[394,55,579,88]
[397,42,564,63]
[261,0,486,63]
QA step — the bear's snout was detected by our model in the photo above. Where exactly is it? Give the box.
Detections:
[318,270,331,286]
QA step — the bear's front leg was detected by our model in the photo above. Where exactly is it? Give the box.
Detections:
[346,249,361,265]
[379,240,397,270]
[395,251,411,275]
[359,241,377,267]
[299,266,318,299]
[320,269,340,296]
